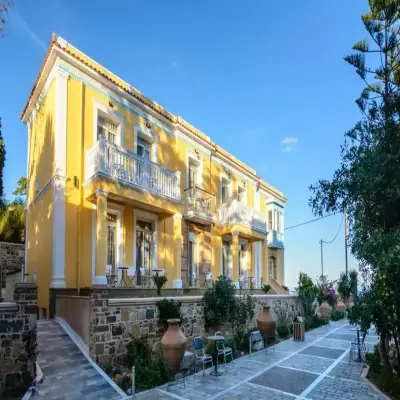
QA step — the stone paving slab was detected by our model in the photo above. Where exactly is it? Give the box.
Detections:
[215,382,294,400]
[328,361,365,382]
[250,365,318,395]
[34,320,121,400]
[307,376,387,400]
[300,345,346,360]
[319,338,353,349]
[137,390,180,400]
[326,332,355,341]
[278,353,334,373]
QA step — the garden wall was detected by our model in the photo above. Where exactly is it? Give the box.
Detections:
[0,283,37,398]
[83,290,301,366]
[0,242,25,273]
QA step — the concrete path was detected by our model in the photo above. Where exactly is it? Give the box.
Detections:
[137,321,388,400]
[33,320,122,400]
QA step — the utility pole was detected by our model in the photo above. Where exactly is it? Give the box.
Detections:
[344,206,348,277]
[319,239,324,278]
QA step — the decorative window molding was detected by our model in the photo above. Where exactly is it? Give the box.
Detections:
[186,149,203,189]
[134,122,158,162]
[93,98,124,147]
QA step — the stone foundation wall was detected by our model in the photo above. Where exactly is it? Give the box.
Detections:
[89,291,205,366]
[0,283,37,398]
[87,290,301,367]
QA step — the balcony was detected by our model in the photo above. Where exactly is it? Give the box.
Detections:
[184,186,217,224]
[218,200,267,234]
[85,137,181,201]
[268,230,284,248]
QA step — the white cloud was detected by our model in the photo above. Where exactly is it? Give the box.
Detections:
[281,137,298,152]
[11,10,47,52]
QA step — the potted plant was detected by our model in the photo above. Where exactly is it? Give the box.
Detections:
[152,273,168,295]
[261,284,272,294]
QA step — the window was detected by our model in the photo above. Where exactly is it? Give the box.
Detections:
[137,137,151,160]
[221,181,229,204]
[136,219,154,285]
[269,257,277,281]
[268,211,273,231]
[98,117,118,143]
[188,162,198,188]
[237,186,246,204]
[107,212,117,272]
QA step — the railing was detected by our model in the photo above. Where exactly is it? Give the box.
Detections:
[269,230,284,247]
[86,137,181,201]
[184,186,217,220]
[218,199,267,233]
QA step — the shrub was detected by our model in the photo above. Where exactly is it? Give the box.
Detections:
[281,285,289,292]
[203,276,236,329]
[298,273,318,317]
[261,284,272,294]
[152,274,168,295]
[304,315,327,331]
[156,298,182,332]
[330,310,344,321]
[277,322,290,338]
[123,336,169,392]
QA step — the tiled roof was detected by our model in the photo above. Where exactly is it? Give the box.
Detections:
[21,34,287,201]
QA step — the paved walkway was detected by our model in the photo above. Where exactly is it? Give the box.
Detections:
[137,321,387,400]
[33,320,123,400]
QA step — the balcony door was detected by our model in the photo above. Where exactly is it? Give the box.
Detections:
[136,220,153,285]
[106,213,117,276]
[188,233,198,287]
[222,241,232,279]
[269,256,277,281]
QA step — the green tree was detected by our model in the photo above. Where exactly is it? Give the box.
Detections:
[12,176,27,197]
[309,0,400,377]
[0,199,25,243]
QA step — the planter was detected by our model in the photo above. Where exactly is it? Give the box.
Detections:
[257,305,277,340]
[337,300,345,313]
[319,301,331,321]
[293,322,305,341]
[347,296,354,310]
[161,318,187,375]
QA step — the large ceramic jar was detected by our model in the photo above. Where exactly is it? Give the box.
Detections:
[320,301,331,320]
[337,300,345,313]
[257,305,277,339]
[347,296,354,310]
[161,318,187,374]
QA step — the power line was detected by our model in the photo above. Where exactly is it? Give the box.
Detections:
[284,213,337,231]
[322,214,344,244]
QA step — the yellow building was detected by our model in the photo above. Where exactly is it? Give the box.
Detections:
[21,34,287,316]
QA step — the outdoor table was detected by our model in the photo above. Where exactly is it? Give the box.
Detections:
[350,326,362,361]
[207,335,225,376]
[118,267,129,287]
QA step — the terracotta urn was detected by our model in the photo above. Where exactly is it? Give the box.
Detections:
[320,301,331,320]
[257,305,277,339]
[161,318,187,374]
[347,296,354,310]
[337,300,345,313]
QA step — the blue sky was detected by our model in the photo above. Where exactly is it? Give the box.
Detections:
[0,0,368,288]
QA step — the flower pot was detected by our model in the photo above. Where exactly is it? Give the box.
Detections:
[347,296,354,310]
[320,301,331,321]
[257,305,276,340]
[161,318,187,375]
[337,300,345,313]
[293,322,305,341]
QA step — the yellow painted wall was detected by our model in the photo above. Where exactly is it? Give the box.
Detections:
[27,187,53,314]
[28,80,56,203]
